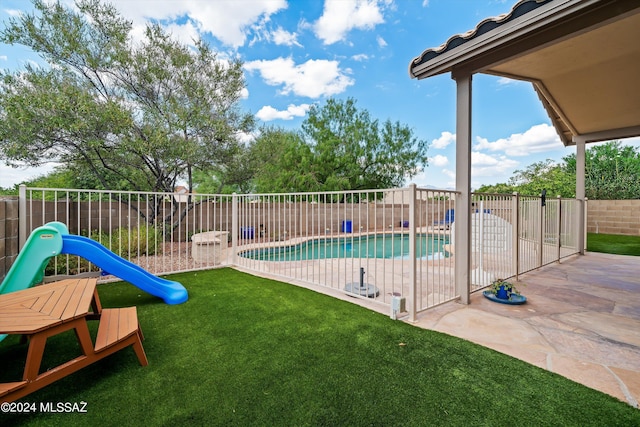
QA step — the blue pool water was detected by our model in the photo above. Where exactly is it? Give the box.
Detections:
[240,233,449,261]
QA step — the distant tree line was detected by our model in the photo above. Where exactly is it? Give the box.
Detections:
[476,141,640,200]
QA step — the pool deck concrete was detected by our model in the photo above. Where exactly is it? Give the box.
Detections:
[412,251,640,407]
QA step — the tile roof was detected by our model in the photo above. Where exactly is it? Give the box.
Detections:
[410,0,552,71]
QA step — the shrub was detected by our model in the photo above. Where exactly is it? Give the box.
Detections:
[44,225,162,276]
[98,225,161,258]
[45,254,100,276]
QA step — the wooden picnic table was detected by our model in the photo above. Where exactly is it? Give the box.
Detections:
[0,278,147,403]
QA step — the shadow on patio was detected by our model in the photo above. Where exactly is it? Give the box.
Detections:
[415,252,640,407]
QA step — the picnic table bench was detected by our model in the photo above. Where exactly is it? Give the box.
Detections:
[0,278,147,403]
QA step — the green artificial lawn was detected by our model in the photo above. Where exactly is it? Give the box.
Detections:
[587,233,640,256]
[2,268,639,426]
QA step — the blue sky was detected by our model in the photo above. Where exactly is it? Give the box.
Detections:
[1,0,635,190]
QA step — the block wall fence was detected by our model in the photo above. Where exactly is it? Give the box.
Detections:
[586,200,640,236]
[0,197,20,282]
[0,196,638,281]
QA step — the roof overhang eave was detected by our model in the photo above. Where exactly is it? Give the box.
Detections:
[408,0,634,80]
[533,80,640,146]
[409,0,572,79]
[568,126,640,146]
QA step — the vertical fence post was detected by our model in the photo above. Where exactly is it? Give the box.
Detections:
[408,184,417,322]
[583,198,588,253]
[18,185,27,250]
[232,193,238,266]
[538,196,544,268]
[556,196,562,262]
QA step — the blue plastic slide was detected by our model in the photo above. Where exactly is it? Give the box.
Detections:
[61,235,188,305]
[0,221,187,305]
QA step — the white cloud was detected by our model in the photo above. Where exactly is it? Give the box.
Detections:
[313,0,386,45]
[428,154,449,167]
[4,9,23,17]
[351,53,369,61]
[432,131,455,149]
[271,27,301,46]
[244,57,354,98]
[427,152,519,187]
[433,168,456,189]
[441,168,456,179]
[474,123,562,156]
[108,0,287,48]
[408,168,454,190]
[255,104,311,121]
[471,151,519,177]
[0,55,7,61]
[496,76,521,86]
[376,35,387,48]
[163,19,201,46]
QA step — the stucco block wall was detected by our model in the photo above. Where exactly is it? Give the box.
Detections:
[0,197,19,281]
[587,200,640,236]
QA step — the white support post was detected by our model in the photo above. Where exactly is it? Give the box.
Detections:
[453,72,472,305]
[512,192,519,280]
[575,138,586,254]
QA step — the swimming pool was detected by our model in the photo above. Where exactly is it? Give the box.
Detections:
[240,233,449,261]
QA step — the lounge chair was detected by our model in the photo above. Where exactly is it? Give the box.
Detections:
[434,209,454,229]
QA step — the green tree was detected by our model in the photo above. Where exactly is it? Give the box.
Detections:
[476,141,640,199]
[510,159,575,197]
[475,182,518,195]
[0,0,253,195]
[192,143,256,194]
[564,141,640,200]
[247,100,429,194]
[249,127,316,193]
[21,168,76,190]
[299,98,429,192]
[475,159,575,196]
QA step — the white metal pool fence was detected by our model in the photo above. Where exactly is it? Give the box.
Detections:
[19,185,580,319]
